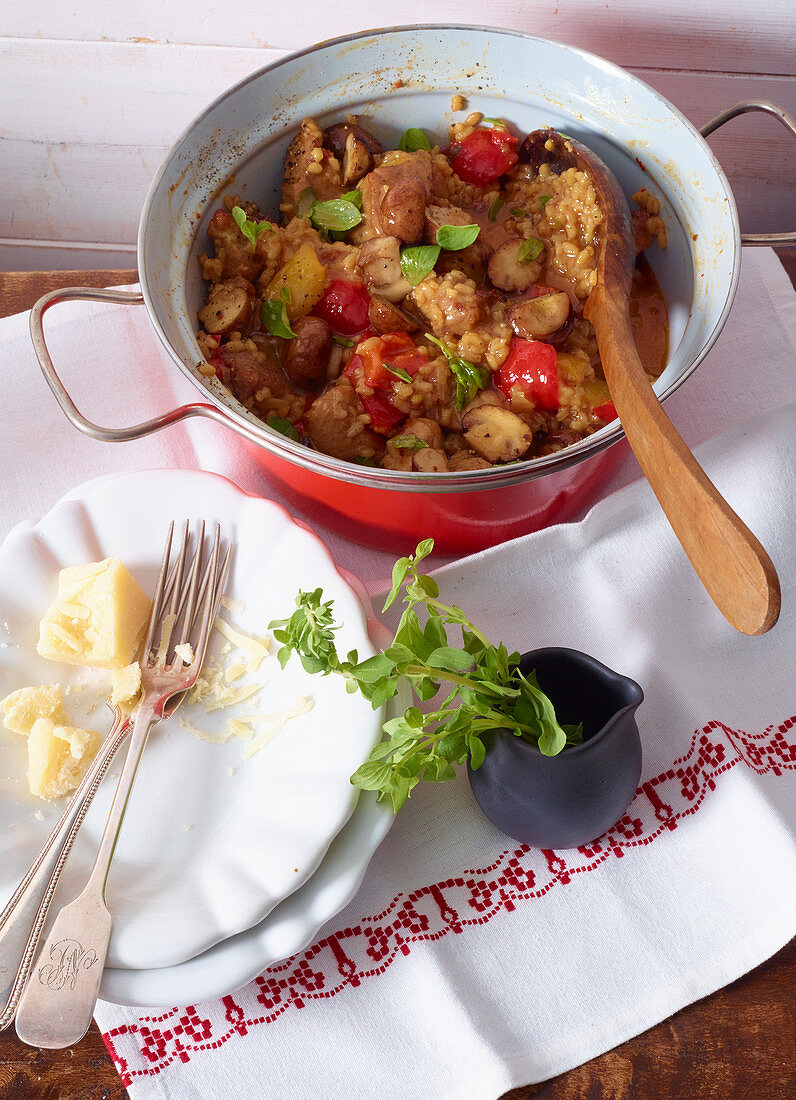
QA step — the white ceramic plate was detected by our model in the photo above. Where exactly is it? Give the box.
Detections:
[99,782,394,1006]
[0,469,386,969]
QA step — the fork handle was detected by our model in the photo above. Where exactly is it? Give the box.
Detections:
[0,714,130,1030]
[14,701,157,1048]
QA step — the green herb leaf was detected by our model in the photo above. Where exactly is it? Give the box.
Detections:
[310,197,362,233]
[481,117,508,129]
[342,189,363,210]
[425,333,491,410]
[261,298,297,339]
[280,286,292,304]
[391,434,430,451]
[488,197,504,222]
[398,127,431,152]
[436,224,481,250]
[332,334,356,348]
[400,244,441,286]
[517,237,544,263]
[539,194,551,210]
[383,362,412,383]
[231,205,272,253]
[269,538,574,814]
[267,416,299,441]
[352,455,377,466]
[510,206,527,218]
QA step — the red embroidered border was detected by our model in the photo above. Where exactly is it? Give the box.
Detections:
[103,717,796,1086]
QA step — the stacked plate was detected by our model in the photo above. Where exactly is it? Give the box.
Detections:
[0,470,395,1007]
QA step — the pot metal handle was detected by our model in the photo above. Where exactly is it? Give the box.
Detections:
[699,100,796,247]
[30,286,238,442]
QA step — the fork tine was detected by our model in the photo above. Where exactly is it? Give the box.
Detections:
[177,520,205,651]
[154,522,190,666]
[190,526,222,668]
[167,521,190,619]
[142,521,174,658]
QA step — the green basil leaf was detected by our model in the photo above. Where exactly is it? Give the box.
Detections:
[400,244,440,286]
[425,333,490,410]
[398,127,431,152]
[518,237,544,263]
[384,362,412,383]
[342,189,363,210]
[391,434,429,451]
[267,416,299,441]
[426,646,475,673]
[510,206,526,218]
[332,334,356,347]
[351,760,394,790]
[488,197,504,222]
[310,197,362,232]
[436,224,480,251]
[231,205,271,253]
[539,194,551,210]
[296,188,316,217]
[261,298,297,339]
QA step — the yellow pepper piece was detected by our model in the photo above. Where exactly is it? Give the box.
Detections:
[556,352,590,384]
[266,243,326,319]
[582,379,612,407]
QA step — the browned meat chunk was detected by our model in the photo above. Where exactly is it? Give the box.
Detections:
[197,276,256,336]
[359,151,433,239]
[381,178,427,243]
[221,346,288,405]
[305,379,383,462]
[203,211,265,283]
[367,295,420,334]
[282,119,342,220]
[284,316,332,390]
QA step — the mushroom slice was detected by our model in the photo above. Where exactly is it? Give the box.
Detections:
[357,236,411,302]
[324,122,383,161]
[197,278,254,335]
[487,239,543,292]
[367,295,422,334]
[508,292,571,341]
[342,130,374,185]
[412,447,449,472]
[461,404,533,463]
[447,450,493,471]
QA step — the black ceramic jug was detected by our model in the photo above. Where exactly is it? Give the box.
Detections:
[467,647,643,849]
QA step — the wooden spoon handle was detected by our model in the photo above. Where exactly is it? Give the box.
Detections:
[588,298,781,636]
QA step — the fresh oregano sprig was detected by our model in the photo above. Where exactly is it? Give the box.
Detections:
[269,540,582,812]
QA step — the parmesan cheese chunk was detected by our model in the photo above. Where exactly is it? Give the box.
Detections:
[1,684,63,735]
[37,558,151,670]
[27,718,101,800]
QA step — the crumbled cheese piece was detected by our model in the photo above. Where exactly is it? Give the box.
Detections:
[27,718,101,800]
[37,558,151,670]
[1,685,63,735]
[241,697,315,759]
[213,617,271,664]
[34,810,45,822]
[111,663,142,707]
[220,595,245,615]
[174,642,195,665]
[226,766,236,778]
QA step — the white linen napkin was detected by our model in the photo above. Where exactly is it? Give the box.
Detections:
[1,250,794,1097]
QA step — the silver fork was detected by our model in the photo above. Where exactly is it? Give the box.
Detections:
[0,547,217,1031]
[12,521,230,1049]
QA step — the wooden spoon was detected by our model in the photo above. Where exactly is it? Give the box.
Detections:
[521,130,780,635]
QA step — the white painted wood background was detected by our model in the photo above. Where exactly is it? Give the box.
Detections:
[2,1,794,271]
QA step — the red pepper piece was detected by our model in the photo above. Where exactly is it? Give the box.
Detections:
[593,401,618,423]
[313,279,370,335]
[361,391,406,433]
[495,338,559,412]
[447,128,519,186]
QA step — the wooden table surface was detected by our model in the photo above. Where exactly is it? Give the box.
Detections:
[0,266,794,1100]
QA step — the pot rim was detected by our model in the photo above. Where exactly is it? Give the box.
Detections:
[137,23,741,492]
